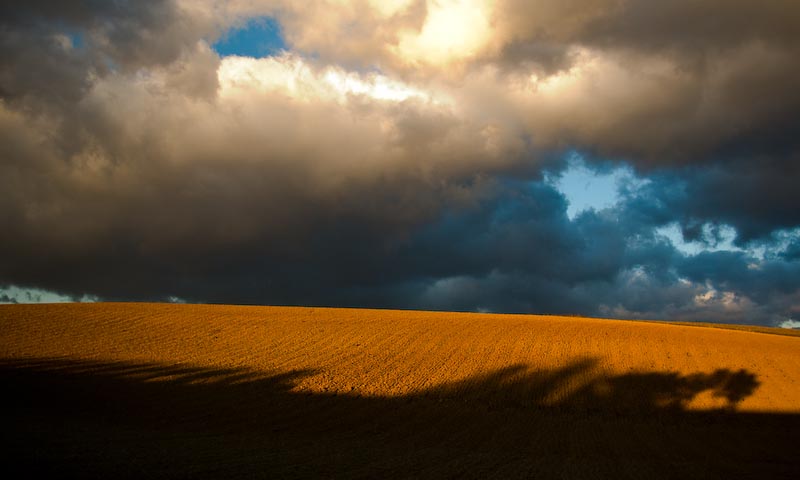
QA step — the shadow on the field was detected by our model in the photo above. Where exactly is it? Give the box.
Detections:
[0,357,795,479]
[422,358,760,413]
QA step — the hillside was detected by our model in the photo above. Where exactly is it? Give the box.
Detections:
[1,303,798,478]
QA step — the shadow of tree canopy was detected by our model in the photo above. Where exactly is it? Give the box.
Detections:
[0,357,795,479]
[422,358,760,414]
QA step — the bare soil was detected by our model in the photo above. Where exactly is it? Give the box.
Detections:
[1,303,798,478]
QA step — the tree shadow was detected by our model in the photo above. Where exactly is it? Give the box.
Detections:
[421,358,761,414]
[0,357,795,479]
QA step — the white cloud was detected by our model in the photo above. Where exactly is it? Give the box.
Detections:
[217,54,435,103]
[656,223,744,257]
[0,285,98,304]
[394,0,494,65]
[778,319,800,329]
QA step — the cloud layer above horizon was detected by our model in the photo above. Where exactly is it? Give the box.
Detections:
[1,0,799,326]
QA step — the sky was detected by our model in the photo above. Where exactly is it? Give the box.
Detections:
[1,0,799,328]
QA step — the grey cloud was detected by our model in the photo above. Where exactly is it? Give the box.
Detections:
[395,180,798,326]
[0,1,798,328]
[0,294,17,304]
[480,1,800,175]
[0,0,218,108]
[0,56,513,306]
[496,0,800,65]
[619,158,800,243]
[782,239,800,262]
[678,252,800,303]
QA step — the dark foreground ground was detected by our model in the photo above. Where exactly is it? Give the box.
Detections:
[1,356,798,479]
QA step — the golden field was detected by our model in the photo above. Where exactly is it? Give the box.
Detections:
[1,303,798,478]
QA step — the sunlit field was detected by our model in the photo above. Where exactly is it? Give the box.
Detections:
[1,303,798,478]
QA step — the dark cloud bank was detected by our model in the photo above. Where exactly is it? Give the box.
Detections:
[1,0,799,327]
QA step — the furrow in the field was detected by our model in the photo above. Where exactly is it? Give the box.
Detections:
[419,320,517,397]
[418,316,494,388]
[403,329,475,396]
[246,313,340,372]
[328,322,405,392]
[380,322,464,396]
[351,326,434,396]
[241,317,314,370]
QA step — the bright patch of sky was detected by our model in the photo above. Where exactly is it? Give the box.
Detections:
[0,285,98,304]
[655,224,800,259]
[548,153,640,219]
[550,155,800,262]
[213,17,285,58]
[655,223,742,257]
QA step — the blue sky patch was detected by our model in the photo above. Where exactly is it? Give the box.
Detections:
[548,154,637,219]
[213,17,286,58]
[66,31,84,49]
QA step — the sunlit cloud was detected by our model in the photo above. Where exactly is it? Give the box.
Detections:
[394,0,494,65]
[367,0,416,18]
[218,54,434,103]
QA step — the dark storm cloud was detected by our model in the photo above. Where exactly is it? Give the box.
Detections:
[495,0,800,71]
[0,0,798,327]
[617,157,800,243]
[783,239,800,262]
[0,0,217,106]
[390,179,799,325]
[679,252,800,301]
[487,0,800,175]
[525,1,794,47]
[0,294,16,304]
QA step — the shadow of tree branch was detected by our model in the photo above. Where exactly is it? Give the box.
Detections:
[0,356,793,479]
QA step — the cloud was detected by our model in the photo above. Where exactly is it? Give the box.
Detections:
[0,1,798,326]
[0,0,221,107]
[779,319,800,329]
[0,285,96,304]
[254,1,800,171]
[0,43,523,303]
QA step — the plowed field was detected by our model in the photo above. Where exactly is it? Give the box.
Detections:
[1,303,798,478]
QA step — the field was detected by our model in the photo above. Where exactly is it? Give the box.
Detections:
[1,303,798,478]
